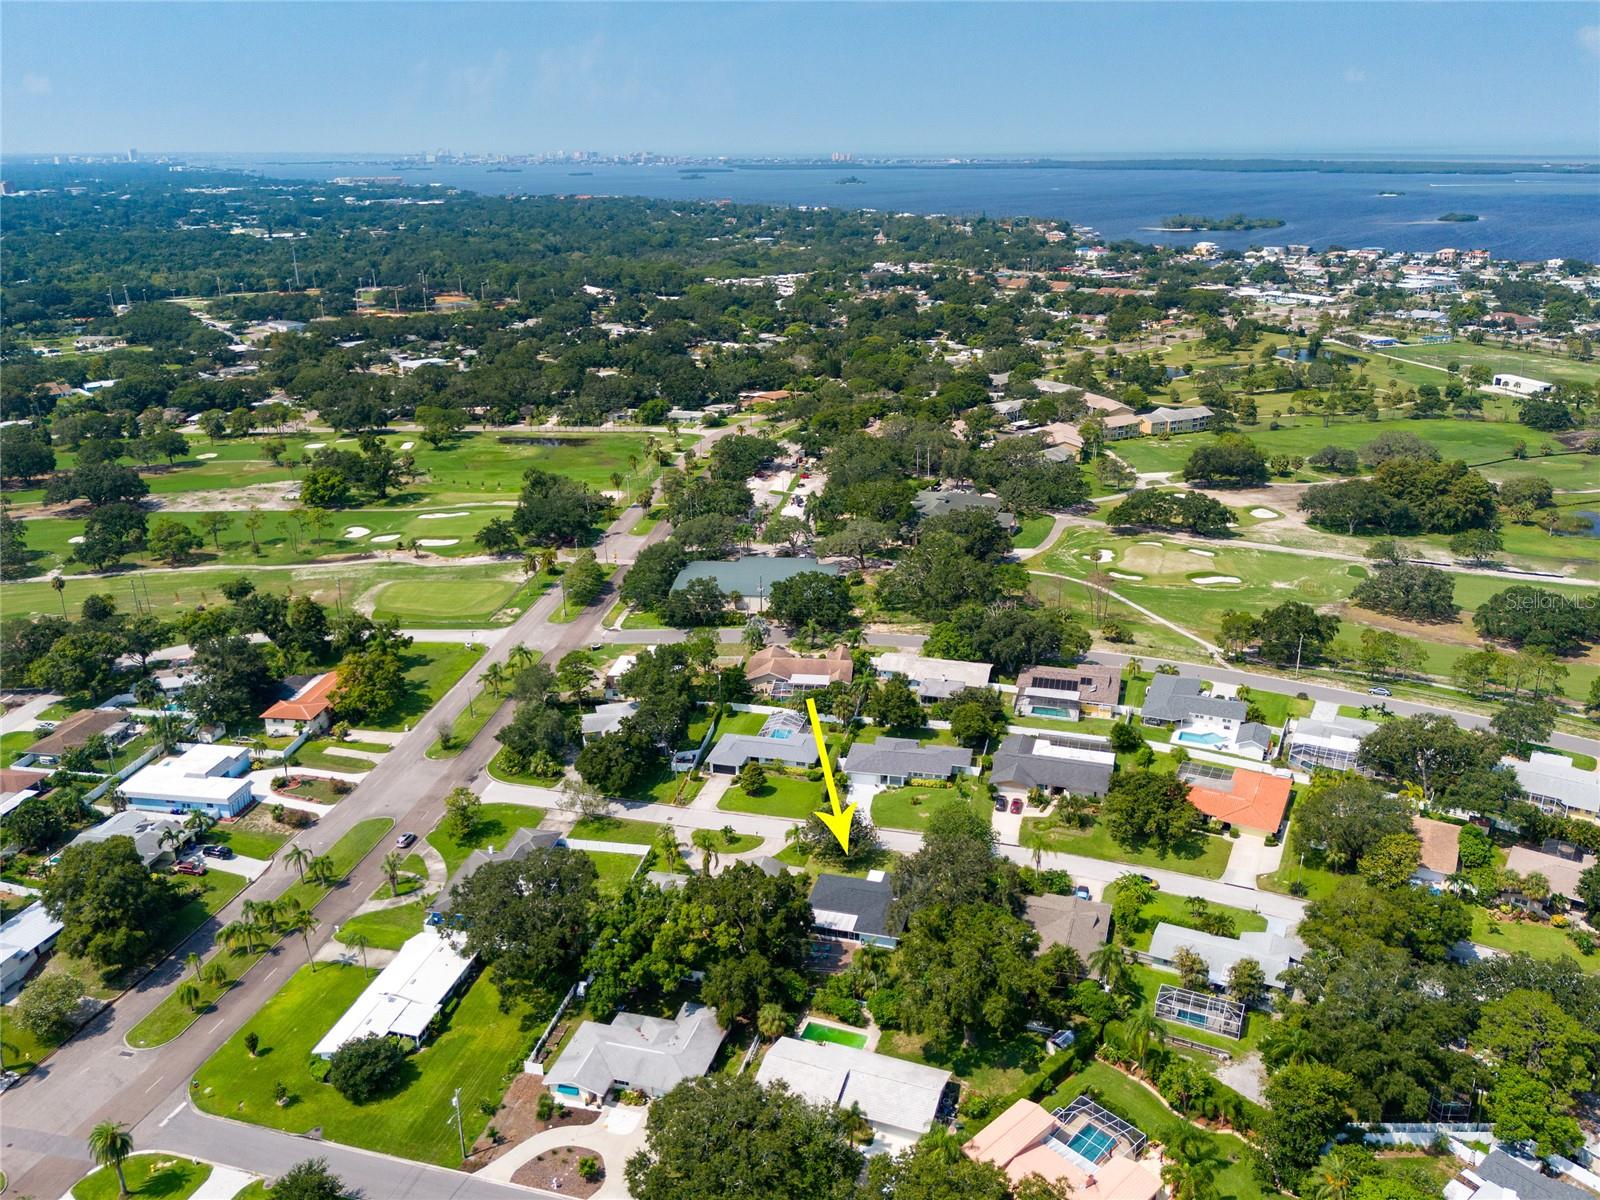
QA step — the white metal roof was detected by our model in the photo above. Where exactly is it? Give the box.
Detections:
[756,1037,949,1133]
[312,929,475,1057]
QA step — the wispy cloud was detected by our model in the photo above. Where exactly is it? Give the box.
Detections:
[1579,25,1600,57]
[453,50,509,102]
[21,72,51,95]
[1343,67,1368,85]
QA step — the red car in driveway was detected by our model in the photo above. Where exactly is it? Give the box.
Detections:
[173,860,207,877]
[1009,797,1024,814]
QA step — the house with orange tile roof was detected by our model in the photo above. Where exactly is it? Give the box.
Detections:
[964,1098,1162,1200]
[1177,763,1292,836]
[259,671,339,736]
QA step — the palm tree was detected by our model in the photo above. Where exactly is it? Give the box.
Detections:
[1398,780,1426,808]
[286,911,320,970]
[219,920,254,956]
[51,574,67,616]
[483,661,507,697]
[345,930,372,975]
[1089,942,1134,998]
[381,851,404,896]
[284,845,313,880]
[756,1003,792,1043]
[691,828,719,875]
[186,952,204,981]
[1162,1156,1219,1200]
[306,855,335,887]
[87,1121,135,1197]
[1306,1147,1360,1200]
[201,961,229,990]
[159,827,186,857]
[148,713,188,756]
[1020,823,1049,870]
[508,644,535,674]
[1124,1006,1166,1064]
[177,981,202,1012]
[653,826,684,873]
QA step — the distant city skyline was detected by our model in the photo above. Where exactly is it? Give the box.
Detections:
[4,2,1598,158]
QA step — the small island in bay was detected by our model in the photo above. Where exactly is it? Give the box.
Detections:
[1438,211,1480,222]
[1377,190,1404,197]
[1159,213,1286,231]
[836,175,865,185]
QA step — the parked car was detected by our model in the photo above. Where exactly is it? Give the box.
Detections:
[1009,797,1024,814]
[200,844,234,860]
[395,831,417,849]
[1073,885,1092,901]
[993,796,1007,812]
[173,860,206,876]
[1138,874,1160,890]
[1368,686,1392,697]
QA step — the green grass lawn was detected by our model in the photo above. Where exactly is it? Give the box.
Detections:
[568,815,668,845]
[0,1010,64,1075]
[1,729,38,766]
[584,849,647,893]
[1470,909,1599,971]
[718,773,825,820]
[209,827,290,860]
[869,783,989,832]
[276,738,382,774]
[1023,816,1233,879]
[1042,1061,1268,1200]
[336,902,426,952]
[1256,842,1349,903]
[360,643,486,732]
[1013,514,1057,550]
[193,963,529,1166]
[878,1027,1048,1097]
[71,1154,212,1200]
[1237,688,1313,726]
[485,746,566,788]
[1126,891,1268,951]
[623,761,704,806]
[428,687,510,758]
[126,819,392,1049]
[426,802,545,876]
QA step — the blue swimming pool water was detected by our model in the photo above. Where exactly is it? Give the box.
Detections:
[1176,731,1226,747]
[1066,1123,1116,1163]
[1173,1009,1209,1028]
[767,729,792,739]
[1029,706,1074,719]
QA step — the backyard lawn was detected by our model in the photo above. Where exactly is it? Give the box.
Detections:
[1470,909,1598,971]
[718,773,825,820]
[336,902,426,952]
[584,849,647,893]
[568,815,668,845]
[1013,514,1057,550]
[1023,816,1234,879]
[193,963,528,1166]
[878,1027,1048,1097]
[208,826,290,861]
[426,802,545,875]
[1125,891,1267,951]
[72,1154,212,1200]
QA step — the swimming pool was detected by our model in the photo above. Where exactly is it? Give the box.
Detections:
[1175,731,1226,748]
[1065,1122,1116,1164]
[798,1021,868,1049]
[767,728,792,739]
[1171,1008,1210,1028]
[1027,705,1075,719]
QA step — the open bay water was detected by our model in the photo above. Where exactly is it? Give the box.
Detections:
[237,157,1600,260]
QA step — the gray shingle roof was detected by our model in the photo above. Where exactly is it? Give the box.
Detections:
[842,737,972,779]
[912,489,1017,530]
[435,827,560,915]
[1473,1152,1591,1200]
[544,1001,724,1098]
[810,873,896,940]
[1141,674,1247,724]
[990,734,1114,796]
[1023,894,1113,959]
[703,733,819,771]
[1238,722,1272,750]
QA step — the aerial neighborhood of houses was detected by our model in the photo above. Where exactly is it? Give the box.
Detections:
[2,163,1599,1200]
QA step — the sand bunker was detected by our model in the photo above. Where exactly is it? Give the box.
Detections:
[195,452,218,460]
[1186,548,1216,558]
[343,526,371,539]
[1092,549,1113,562]
[415,538,459,547]
[68,535,84,544]
[303,442,325,450]
[1136,541,1162,547]
[1193,575,1242,585]
[370,533,402,543]
[417,511,469,520]
[399,441,415,451]
[1108,571,1144,581]
[1250,508,1280,519]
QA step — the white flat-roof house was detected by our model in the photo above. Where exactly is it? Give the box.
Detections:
[1504,752,1599,819]
[312,928,476,1057]
[1489,373,1553,396]
[1147,922,1305,990]
[1,902,64,1002]
[873,653,993,701]
[121,744,254,819]
[756,1037,951,1151]
[541,1001,724,1108]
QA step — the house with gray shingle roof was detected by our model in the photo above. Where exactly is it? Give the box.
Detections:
[1140,675,1271,761]
[912,488,1017,532]
[842,738,975,789]
[542,1001,724,1107]
[990,732,1115,801]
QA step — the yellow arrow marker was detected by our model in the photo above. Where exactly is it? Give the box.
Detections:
[805,697,855,854]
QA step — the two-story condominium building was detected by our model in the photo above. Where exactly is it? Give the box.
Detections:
[1014,663,1121,720]
[1138,405,1213,435]
[744,644,854,697]
[1099,411,1146,440]
[1139,675,1271,760]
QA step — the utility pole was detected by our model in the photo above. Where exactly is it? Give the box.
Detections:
[291,244,301,289]
[1293,633,1304,679]
[450,1088,465,1161]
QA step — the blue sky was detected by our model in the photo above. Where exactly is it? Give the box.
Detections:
[4,3,1597,157]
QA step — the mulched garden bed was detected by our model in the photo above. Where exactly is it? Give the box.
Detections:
[511,1146,605,1197]
[463,1075,599,1170]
